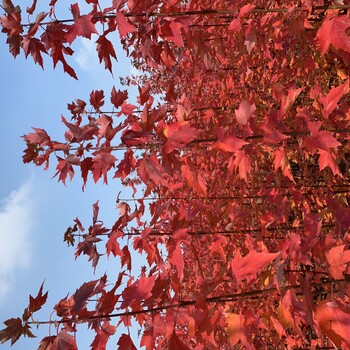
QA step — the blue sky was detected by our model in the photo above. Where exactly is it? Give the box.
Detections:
[0,2,142,348]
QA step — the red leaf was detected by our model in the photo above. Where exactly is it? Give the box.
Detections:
[43,25,78,79]
[96,274,123,315]
[90,90,105,111]
[116,11,136,37]
[280,87,303,116]
[38,336,56,350]
[138,155,168,187]
[5,34,22,57]
[90,321,116,350]
[304,122,341,152]
[121,129,153,147]
[229,150,251,182]
[181,164,207,195]
[117,334,137,350]
[163,121,201,152]
[273,146,294,182]
[317,15,350,54]
[167,331,190,350]
[0,11,22,36]
[239,4,256,18]
[161,19,186,47]
[96,114,113,138]
[80,156,94,189]
[22,36,47,68]
[24,127,51,146]
[260,125,288,145]
[315,300,350,347]
[231,249,279,284]
[318,149,342,177]
[211,136,248,153]
[114,150,136,180]
[235,99,255,125]
[62,116,94,143]
[121,245,132,271]
[211,128,248,153]
[111,87,128,108]
[92,152,117,184]
[121,275,156,308]
[0,318,23,345]
[228,18,241,33]
[65,3,97,44]
[96,35,117,73]
[72,280,98,313]
[244,23,256,54]
[169,243,184,279]
[29,281,48,313]
[106,230,123,257]
[54,155,80,185]
[52,331,78,350]
[326,245,350,280]
[319,80,349,118]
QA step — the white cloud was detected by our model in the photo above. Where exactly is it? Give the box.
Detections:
[75,36,99,72]
[0,183,33,300]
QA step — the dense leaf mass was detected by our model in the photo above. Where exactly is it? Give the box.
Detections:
[2,0,350,349]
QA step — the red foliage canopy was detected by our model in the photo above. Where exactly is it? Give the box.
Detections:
[2,0,350,348]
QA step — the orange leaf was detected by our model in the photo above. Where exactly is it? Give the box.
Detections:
[315,300,350,347]
[326,245,350,280]
[226,314,245,346]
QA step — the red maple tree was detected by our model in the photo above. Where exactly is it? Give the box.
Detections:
[2,0,350,348]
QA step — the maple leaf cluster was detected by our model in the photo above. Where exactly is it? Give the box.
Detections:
[3,0,350,349]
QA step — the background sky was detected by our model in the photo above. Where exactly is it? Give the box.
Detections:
[0,1,142,348]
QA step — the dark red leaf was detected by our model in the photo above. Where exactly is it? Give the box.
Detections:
[96,35,117,73]
[72,280,98,313]
[92,152,117,184]
[22,36,47,68]
[29,281,48,313]
[90,90,105,111]
[52,331,77,350]
[111,87,128,108]
[0,318,23,345]
[38,336,56,350]
[121,129,153,147]
[81,156,94,189]
[117,334,137,350]
[121,245,132,271]
[168,331,190,350]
